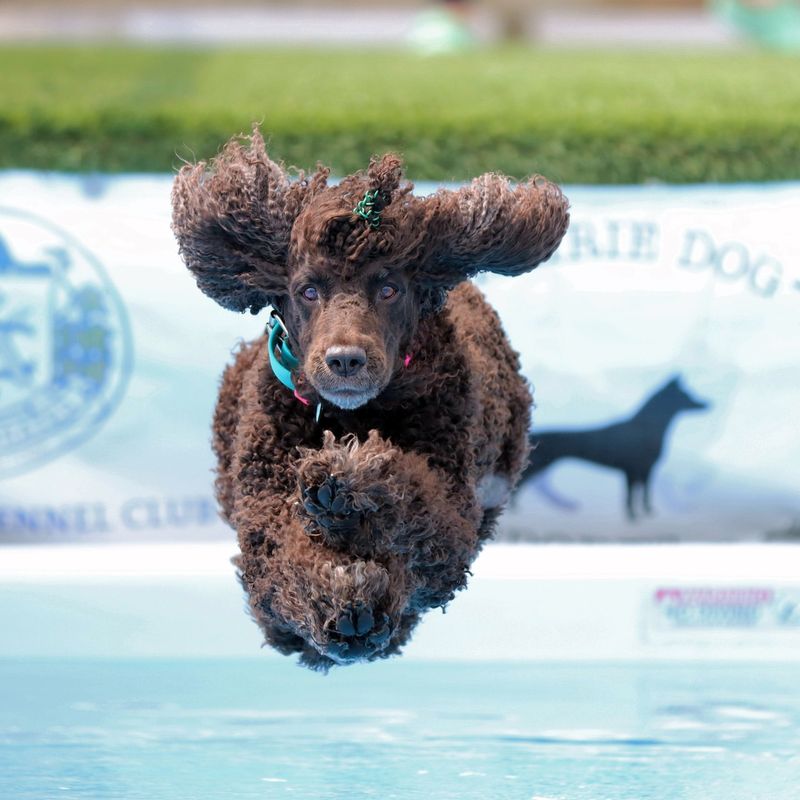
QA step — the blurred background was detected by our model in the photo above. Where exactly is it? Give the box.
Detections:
[3,0,800,50]
[0,0,800,177]
[0,0,799,178]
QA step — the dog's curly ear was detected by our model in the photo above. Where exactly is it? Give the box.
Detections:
[422,173,569,289]
[171,129,329,313]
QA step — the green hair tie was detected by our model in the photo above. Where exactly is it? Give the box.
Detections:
[353,189,383,229]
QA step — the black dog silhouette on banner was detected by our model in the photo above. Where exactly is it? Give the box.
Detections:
[517,376,710,520]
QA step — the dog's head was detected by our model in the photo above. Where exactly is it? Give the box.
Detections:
[172,129,569,409]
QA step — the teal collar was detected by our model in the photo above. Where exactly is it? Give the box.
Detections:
[268,311,299,391]
[268,311,322,422]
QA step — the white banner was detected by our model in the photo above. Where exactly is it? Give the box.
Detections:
[0,173,798,542]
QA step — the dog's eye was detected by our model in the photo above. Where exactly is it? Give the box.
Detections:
[379,284,398,301]
[301,285,319,302]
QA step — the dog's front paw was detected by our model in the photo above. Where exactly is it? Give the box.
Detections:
[296,431,396,551]
[301,475,361,538]
[324,602,394,663]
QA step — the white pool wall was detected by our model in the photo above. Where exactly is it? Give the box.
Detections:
[1,542,798,662]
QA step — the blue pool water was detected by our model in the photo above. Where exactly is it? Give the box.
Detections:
[0,660,798,800]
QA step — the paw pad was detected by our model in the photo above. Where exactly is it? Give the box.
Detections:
[302,476,359,534]
[325,603,393,663]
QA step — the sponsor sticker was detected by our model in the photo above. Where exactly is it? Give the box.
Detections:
[650,586,800,631]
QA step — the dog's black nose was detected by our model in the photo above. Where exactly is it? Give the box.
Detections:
[325,346,367,377]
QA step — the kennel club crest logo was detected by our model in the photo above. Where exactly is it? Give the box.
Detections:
[0,208,131,478]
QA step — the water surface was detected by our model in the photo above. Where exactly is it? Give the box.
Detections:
[1,660,797,799]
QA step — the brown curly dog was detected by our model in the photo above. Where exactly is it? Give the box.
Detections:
[171,129,569,670]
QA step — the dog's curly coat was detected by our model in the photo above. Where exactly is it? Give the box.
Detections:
[171,129,569,670]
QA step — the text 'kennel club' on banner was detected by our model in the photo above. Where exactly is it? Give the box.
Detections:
[0,173,798,543]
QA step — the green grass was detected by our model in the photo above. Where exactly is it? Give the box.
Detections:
[1,46,799,182]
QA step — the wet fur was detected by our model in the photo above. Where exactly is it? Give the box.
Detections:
[172,129,569,670]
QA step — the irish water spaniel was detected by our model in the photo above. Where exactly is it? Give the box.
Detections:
[171,129,569,670]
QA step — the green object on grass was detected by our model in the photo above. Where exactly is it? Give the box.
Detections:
[0,46,799,183]
[408,8,476,55]
[713,0,800,51]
